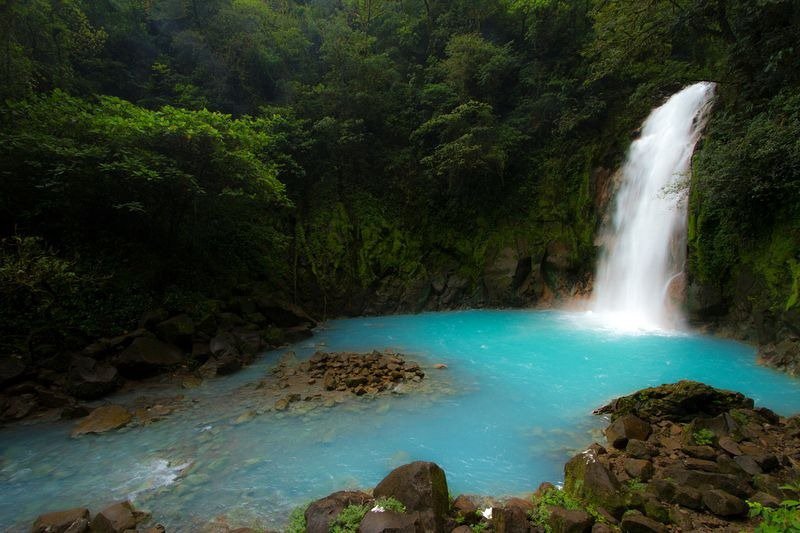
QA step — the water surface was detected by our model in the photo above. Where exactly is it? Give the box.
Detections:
[2,310,799,531]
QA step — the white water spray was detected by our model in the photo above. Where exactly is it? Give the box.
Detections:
[591,82,716,331]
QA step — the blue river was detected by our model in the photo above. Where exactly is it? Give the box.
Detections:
[2,310,799,531]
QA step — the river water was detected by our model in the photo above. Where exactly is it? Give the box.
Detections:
[2,310,799,531]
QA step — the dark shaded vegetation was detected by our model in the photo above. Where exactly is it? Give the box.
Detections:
[0,0,798,358]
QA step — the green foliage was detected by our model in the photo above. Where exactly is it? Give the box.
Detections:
[470,523,488,533]
[329,503,369,533]
[374,497,406,513]
[530,487,582,531]
[693,428,715,446]
[286,503,308,533]
[749,499,800,532]
[0,0,798,342]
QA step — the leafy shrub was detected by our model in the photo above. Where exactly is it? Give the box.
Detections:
[286,503,308,533]
[748,499,800,532]
[692,428,715,446]
[374,497,406,513]
[330,503,369,533]
[530,487,583,531]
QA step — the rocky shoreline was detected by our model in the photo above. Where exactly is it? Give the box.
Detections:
[0,288,317,425]
[23,380,800,532]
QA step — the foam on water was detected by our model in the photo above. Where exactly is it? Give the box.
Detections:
[2,310,800,531]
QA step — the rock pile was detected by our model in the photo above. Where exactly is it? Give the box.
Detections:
[562,380,800,531]
[305,351,425,396]
[256,351,433,414]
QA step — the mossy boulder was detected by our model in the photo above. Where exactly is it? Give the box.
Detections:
[564,446,626,516]
[373,461,449,533]
[594,381,754,423]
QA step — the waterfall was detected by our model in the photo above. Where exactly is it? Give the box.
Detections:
[591,82,716,331]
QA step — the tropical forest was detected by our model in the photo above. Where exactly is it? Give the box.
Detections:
[1,1,800,532]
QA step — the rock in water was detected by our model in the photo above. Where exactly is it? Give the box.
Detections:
[32,507,90,533]
[594,381,754,422]
[90,501,141,533]
[373,461,449,533]
[71,405,132,437]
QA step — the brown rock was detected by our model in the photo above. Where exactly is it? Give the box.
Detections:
[564,447,623,515]
[625,440,651,459]
[71,405,131,437]
[89,501,140,533]
[304,491,371,533]
[595,381,753,423]
[733,455,762,475]
[682,445,716,460]
[451,495,478,517]
[683,458,719,472]
[605,414,651,449]
[623,459,654,481]
[358,511,419,533]
[547,506,593,533]
[701,489,747,517]
[114,337,183,378]
[672,486,703,510]
[718,436,742,456]
[32,507,90,533]
[493,504,531,533]
[662,466,752,498]
[373,461,449,533]
[619,512,666,533]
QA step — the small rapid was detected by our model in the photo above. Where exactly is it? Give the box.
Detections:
[592,82,716,331]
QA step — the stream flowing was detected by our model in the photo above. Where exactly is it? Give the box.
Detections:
[3,310,800,531]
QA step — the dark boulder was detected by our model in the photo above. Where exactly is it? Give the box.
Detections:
[623,459,654,481]
[114,337,184,378]
[605,414,651,449]
[138,308,169,330]
[564,447,624,516]
[155,314,195,351]
[32,507,90,533]
[90,501,141,533]
[702,489,748,517]
[0,354,26,387]
[619,512,666,533]
[305,491,371,533]
[493,503,532,533]
[373,461,449,533]
[257,300,317,328]
[595,381,754,423]
[67,356,122,400]
[662,466,752,498]
[215,354,243,376]
[358,510,419,533]
[547,506,593,533]
[2,393,37,420]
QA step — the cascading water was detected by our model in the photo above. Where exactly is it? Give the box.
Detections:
[591,82,716,331]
